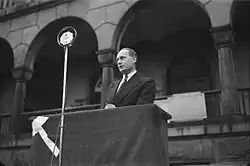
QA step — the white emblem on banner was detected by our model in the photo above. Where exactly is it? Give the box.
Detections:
[32,116,60,157]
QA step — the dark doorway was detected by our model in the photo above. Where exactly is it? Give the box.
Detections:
[0,38,14,114]
[167,55,212,95]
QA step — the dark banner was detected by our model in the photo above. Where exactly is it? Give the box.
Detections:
[30,104,171,166]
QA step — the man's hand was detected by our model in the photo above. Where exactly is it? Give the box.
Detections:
[104,104,116,109]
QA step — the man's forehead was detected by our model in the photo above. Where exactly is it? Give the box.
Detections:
[117,49,129,58]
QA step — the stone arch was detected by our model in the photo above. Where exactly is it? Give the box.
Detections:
[205,0,235,27]
[0,38,15,114]
[85,1,129,49]
[113,0,212,51]
[111,0,216,97]
[25,16,100,111]
[25,16,97,70]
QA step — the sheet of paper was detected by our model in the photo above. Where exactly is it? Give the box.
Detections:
[154,92,207,122]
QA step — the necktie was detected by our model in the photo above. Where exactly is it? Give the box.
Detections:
[117,75,127,93]
[123,74,128,83]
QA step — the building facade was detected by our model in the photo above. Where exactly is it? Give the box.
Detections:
[0,0,250,165]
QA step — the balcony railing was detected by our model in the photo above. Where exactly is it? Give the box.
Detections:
[0,113,11,137]
[0,104,100,141]
[239,88,250,116]
[0,89,249,141]
[0,0,14,9]
[204,89,221,117]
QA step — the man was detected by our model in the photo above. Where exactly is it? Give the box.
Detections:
[104,48,156,109]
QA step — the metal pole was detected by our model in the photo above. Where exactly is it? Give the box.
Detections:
[59,46,69,166]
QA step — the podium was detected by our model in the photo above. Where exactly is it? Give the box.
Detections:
[30,104,171,166]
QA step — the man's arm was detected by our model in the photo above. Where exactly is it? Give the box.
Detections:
[103,82,116,109]
[136,79,156,105]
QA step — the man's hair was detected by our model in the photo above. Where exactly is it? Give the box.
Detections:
[120,48,137,59]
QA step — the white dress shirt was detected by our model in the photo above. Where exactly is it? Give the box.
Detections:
[117,70,137,92]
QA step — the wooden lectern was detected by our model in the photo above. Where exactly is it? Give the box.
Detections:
[30,104,171,166]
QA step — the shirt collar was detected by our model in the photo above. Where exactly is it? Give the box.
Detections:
[123,69,137,81]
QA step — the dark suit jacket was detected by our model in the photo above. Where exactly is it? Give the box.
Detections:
[104,73,156,108]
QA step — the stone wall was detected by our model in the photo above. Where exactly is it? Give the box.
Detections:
[0,0,237,69]
[0,135,249,165]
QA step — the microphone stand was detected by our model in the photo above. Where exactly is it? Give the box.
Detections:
[58,46,69,166]
[57,26,77,166]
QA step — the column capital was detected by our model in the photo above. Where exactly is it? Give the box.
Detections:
[210,25,235,49]
[12,65,33,82]
[96,48,116,68]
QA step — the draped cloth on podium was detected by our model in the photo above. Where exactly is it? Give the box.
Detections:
[30,104,171,166]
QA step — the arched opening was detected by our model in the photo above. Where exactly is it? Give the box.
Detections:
[231,0,250,115]
[113,0,217,97]
[0,38,15,114]
[231,0,250,89]
[25,17,100,111]
[167,55,212,94]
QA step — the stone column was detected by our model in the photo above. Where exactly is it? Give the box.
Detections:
[96,49,115,108]
[211,25,240,116]
[11,66,32,139]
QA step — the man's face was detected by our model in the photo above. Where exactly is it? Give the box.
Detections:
[116,49,136,74]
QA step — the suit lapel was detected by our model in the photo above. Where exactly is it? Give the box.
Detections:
[114,73,140,105]
[110,80,120,100]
